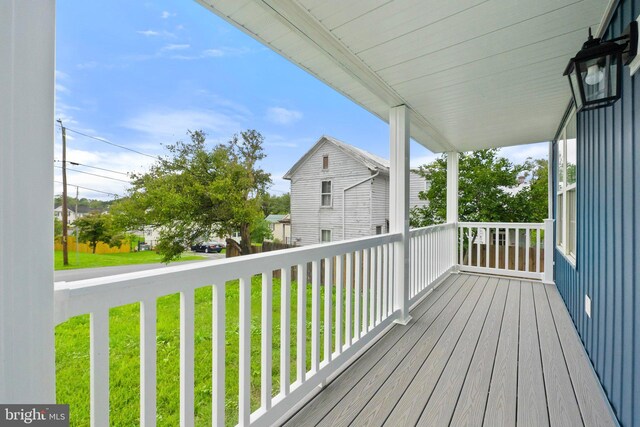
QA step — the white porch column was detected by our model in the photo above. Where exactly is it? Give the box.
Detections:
[389,105,411,324]
[446,152,459,268]
[543,218,555,284]
[446,152,459,223]
[0,0,56,402]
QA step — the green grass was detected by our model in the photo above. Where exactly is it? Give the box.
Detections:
[54,250,205,271]
[55,275,345,426]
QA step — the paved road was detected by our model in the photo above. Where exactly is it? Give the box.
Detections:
[54,252,225,282]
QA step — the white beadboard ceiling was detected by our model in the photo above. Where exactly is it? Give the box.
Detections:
[197,0,608,153]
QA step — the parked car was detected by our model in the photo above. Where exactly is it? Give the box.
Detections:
[190,241,225,253]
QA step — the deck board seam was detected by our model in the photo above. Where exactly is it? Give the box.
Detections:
[442,277,502,427]
[532,282,553,426]
[478,278,511,427]
[378,276,487,426]
[515,280,521,425]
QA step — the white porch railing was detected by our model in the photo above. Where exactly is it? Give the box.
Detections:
[458,222,548,280]
[54,233,401,427]
[409,223,457,305]
[52,220,554,426]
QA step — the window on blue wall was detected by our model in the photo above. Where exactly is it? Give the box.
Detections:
[557,109,577,261]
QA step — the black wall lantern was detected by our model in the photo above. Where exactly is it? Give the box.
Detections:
[564,22,638,112]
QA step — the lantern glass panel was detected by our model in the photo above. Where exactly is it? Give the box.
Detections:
[568,71,583,111]
[577,54,619,104]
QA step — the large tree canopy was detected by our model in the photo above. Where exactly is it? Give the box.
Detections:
[262,192,290,215]
[410,149,548,227]
[112,130,271,261]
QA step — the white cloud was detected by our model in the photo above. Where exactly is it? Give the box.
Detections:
[55,70,70,94]
[52,144,156,200]
[55,83,69,94]
[266,107,303,125]
[122,108,245,142]
[263,134,315,149]
[136,29,175,38]
[162,43,190,51]
[54,110,79,127]
[161,11,172,19]
[202,49,225,58]
[170,47,253,61]
[499,142,549,164]
[55,70,69,80]
[137,29,160,37]
[197,91,253,118]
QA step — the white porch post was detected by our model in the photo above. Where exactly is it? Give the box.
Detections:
[0,0,56,402]
[446,152,459,267]
[543,219,555,284]
[390,105,411,324]
[446,152,459,223]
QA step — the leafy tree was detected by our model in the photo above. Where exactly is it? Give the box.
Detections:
[112,130,271,261]
[74,212,123,253]
[54,196,114,211]
[54,217,63,238]
[510,158,549,223]
[410,149,547,226]
[250,218,274,244]
[262,193,290,215]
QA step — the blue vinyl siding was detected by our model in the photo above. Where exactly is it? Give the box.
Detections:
[553,1,640,425]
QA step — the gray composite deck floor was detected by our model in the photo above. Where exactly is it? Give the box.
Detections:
[283,273,617,427]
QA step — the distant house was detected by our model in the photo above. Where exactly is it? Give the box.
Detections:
[265,214,292,244]
[284,136,428,246]
[53,205,95,225]
[501,175,529,196]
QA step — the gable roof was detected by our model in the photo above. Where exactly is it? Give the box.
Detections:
[283,135,389,180]
[265,214,287,223]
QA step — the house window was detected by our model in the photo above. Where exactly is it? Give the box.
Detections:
[376,225,382,235]
[322,155,329,170]
[557,109,577,261]
[321,181,332,207]
[321,229,331,243]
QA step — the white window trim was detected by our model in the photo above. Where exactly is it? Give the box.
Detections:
[321,229,332,243]
[556,109,577,265]
[321,180,332,208]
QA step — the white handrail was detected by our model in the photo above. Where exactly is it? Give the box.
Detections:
[408,222,457,304]
[457,221,546,280]
[54,232,402,427]
[54,233,401,323]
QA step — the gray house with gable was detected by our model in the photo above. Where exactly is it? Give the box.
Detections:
[284,136,427,246]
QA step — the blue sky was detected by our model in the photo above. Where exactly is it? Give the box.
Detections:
[54,0,547,200]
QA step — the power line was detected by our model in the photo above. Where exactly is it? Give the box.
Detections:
[53,180,120,197]
[54,165,131,183]
[54,160,129,176]
[61,125,160,160]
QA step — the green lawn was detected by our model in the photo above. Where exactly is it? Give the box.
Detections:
[54,250,205,271]
[55,276,342,426]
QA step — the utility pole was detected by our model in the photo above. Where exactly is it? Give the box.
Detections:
[57,119,69,266]
[75,185,79,265]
